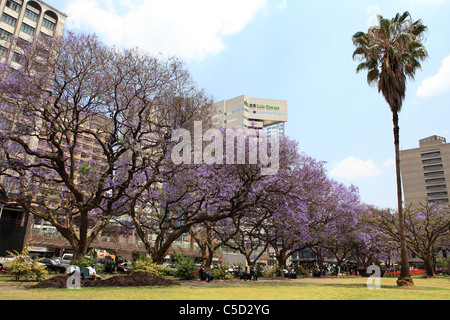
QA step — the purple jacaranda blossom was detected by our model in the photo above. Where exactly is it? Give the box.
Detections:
[0,32,212,260]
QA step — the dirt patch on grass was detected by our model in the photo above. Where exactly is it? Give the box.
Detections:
[31,274,180,289]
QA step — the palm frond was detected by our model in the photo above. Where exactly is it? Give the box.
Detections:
[409,19,428,37]
[352,11,428,111]
[367,68,380,86]
[398,11,411,24]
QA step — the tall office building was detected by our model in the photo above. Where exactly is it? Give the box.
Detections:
[0,0,66,65]
[0,0,66,256]
[213,95,288,136]
[400,135,450,206]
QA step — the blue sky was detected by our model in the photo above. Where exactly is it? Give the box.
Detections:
[46,0,450,209]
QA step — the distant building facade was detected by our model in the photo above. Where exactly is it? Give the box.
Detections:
[0,0,66,257]
[213,95,288,136]
[0,0,66,65]
[400,135,450,206]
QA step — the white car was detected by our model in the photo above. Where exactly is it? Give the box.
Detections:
[0,255,15,271]
[60,253,74,267]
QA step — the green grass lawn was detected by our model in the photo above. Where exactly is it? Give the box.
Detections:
[1,275,449,300]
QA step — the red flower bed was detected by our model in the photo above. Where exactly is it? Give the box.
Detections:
[387,268,427,276]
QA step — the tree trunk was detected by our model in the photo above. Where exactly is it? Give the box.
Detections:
[422,255,436,278]
[275,249,289,269]
[153,227,190,264]
[392,111,414,287]
[189,222,216,269]
[131,212,153,258]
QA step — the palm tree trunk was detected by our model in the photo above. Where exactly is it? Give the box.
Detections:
[392,111,414,286]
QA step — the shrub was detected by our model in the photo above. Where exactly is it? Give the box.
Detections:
[6,245,48,281]
[133,257,164,277]
[30,260,49,282]
[212,263,233,280]
[7,256,32,281]
[160,265,176,277]
[296,265,308,277]
[263,264,284,278]
[173,255,197,280]
[73,255,97,268]
[255,264,264,278]
[262,266,278,279]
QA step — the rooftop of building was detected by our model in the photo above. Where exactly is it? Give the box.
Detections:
[420,135,447,144]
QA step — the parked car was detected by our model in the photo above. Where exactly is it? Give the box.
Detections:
[163,262,176,271]
[0,255,15,272]
[40,258,67,273]
[60,253,73,267]
[50,257,61,263]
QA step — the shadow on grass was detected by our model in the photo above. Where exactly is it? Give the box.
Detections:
[217,277,446,292]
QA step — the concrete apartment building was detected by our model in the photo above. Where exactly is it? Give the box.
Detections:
[0,0,66,65]
[400,135,450,206]
[0,0,67,257]
[213,95,288,136]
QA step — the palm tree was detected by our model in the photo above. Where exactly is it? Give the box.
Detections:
[352,11,428,286]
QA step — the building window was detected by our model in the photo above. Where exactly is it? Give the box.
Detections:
[428,198,449,203]
[427,191,448,197]
[421,150,441,157]
[423,164,444,170]
[0,45,8,57]
[24,8,39,22]
[0,207,25,226]
[425,177,446,183]
[12,52,24,64]
[39,31,51,39]
[0,28,13,42]
[424,170,445,177]
[5,0,21,13]
[1,13,17,27]
[422,157,442,163]
[426,184,447,190]
[21,23,35,36]
[42,18,55,31]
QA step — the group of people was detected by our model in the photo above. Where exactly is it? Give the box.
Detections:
[241,266,258,281]
[104,258,118,274]
[311,263,359,277]
[198,265,214,282]
[283,266,297,279]
[67,263,102,280]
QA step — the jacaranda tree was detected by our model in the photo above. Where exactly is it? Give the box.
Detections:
[0,32,211,260]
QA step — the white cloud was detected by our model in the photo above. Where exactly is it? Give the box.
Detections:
[417,54,450,97]
[65,0,268,60]
[278,0,288,10]
[383,158,395,167]
[366,5,381,28]
[331,157,381,179]
[410,0,447,3]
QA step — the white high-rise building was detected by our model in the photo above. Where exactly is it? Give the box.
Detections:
[213,95,288,136]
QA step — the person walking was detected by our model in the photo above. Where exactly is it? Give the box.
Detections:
[250,266,257,281]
